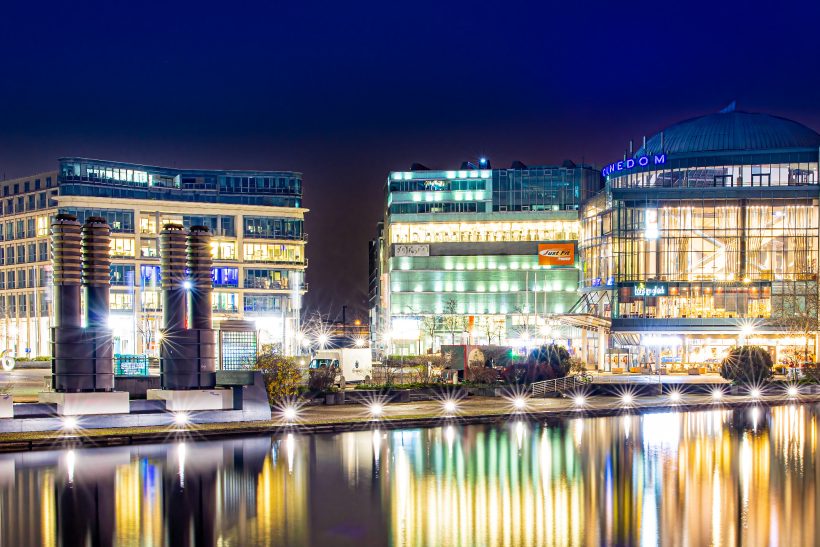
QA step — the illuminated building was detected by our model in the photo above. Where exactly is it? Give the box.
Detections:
[0,158,307,357]
[370,159,601,355]
[580,106,820,370]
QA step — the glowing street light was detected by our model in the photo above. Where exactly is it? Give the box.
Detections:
[512,396,528,411]
[283,406,298,421]
[573,394,586,407]
[621,393,634,406]
[369,403,384,418]
[668,390,682,403]
[62,416,78,431]
[443,400,458,414]
[787,385,799,398]
[711,388,724,401]
[174,412,190,426]
[749,387,762,399]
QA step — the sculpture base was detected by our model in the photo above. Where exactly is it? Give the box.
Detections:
[147,389,233,411]
[38,391,130,416]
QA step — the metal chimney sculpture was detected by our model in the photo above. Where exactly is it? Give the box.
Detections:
[51,215,114,391]
[159,224,217,389]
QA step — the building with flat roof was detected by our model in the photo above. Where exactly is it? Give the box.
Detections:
[370,159,601,357]
[580,106,820,371]
[0,157,307,357]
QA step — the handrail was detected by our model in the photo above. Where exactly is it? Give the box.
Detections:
[531,373,591,397]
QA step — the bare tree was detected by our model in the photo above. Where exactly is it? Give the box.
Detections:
[442,299,464,344]
[420,315,440,352]
[772,281,819,365]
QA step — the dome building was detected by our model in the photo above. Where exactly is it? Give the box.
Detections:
[580,106,820,371]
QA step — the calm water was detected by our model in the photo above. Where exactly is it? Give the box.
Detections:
[1,405,818,546]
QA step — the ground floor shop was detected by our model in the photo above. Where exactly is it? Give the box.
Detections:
[602,331,818,372]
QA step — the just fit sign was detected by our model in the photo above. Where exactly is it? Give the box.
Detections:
[538,243,575,267]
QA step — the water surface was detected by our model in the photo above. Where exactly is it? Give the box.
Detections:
[0,405,817,546]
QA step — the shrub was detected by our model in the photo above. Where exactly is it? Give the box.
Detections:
[567,357,587,374]
[308,366,337,392]
[719,346,773,384]
[500,344,572,384]
[256,351,303,404]
[466,362,498,384]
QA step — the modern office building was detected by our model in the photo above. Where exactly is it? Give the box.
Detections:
[0,157,307,358]
[370,159,601,356]
[579,106,820,370]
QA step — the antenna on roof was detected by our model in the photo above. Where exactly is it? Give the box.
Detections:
[720,101,736,113]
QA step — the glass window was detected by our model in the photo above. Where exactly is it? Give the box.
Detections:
[140,265,161,289]
[140,239,158,258]
[212,267,239,288]
[210,241,236,260]
[110,264,135,286]
[212,292,239,312]
[109,238,135,257]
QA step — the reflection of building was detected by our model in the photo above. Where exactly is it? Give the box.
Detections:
[370,160,601,355]
[0,158,307,357]
[580,107,820,370]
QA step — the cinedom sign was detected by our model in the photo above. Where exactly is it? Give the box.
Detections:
[602,154,666,177]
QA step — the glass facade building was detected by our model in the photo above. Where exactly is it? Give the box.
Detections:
[371,161,601,355]
[580,109,820,370]
[0,158,307,358]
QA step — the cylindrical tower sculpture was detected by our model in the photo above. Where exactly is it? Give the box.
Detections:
[51,215,83,391]
[187,226,217,380]
[160,224,187,330]
[51,215,114,392]
[81,217,111,329]
[187,226,213,330]
[52,214,82,329]
[159,224,216,389]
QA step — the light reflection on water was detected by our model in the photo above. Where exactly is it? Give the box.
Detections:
[0,404,818,546]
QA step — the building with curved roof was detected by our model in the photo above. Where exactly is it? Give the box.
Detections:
[579,107,820,372]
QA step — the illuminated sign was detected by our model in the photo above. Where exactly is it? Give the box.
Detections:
[394,244,429,257]
[538,243,575,267]
[602,154,666,177]
[631,283,667,297]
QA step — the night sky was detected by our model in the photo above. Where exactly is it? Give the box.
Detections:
[2,0,819,320]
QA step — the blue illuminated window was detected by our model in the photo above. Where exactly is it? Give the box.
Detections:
[140,265,161,288]
[212,267,239,287]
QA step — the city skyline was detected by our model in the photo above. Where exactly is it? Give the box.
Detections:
[2,1,820,316]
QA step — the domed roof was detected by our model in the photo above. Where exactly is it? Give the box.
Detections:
[635,110,820,157]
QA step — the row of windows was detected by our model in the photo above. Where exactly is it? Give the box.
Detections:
[59,208,134,233]
[0,291,283,315]
[389,179,487,192]
[611,162,819,189]
[0,267,48,289]
[0,243,49,265]
[0,217,50,242]
[390,202,483,215]
[0,293,48,315]
[1,191,59,217]
[58,183,302,208]
[2,177,54,197]
[134,265,301,290]
[243,217,303,239]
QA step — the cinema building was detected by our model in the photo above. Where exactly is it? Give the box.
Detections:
[579,107,820,370]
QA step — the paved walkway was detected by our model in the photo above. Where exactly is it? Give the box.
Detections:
[286,389,803,426]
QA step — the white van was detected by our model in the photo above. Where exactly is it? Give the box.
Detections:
[308,348,373,384]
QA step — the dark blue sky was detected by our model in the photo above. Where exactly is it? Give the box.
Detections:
[2,0,819,319]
